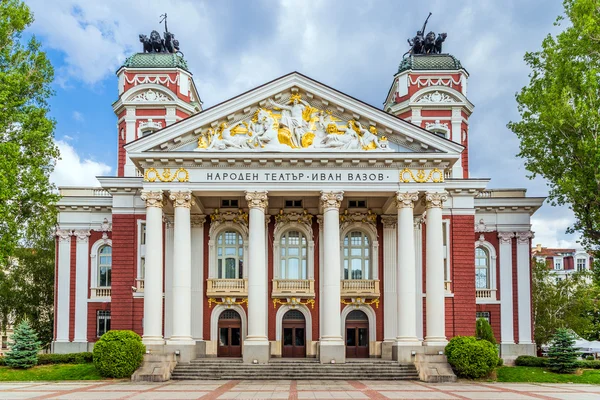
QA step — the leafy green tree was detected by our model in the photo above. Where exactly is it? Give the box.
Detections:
[508,0,600,250]
[476,318,497,345]
[547,328,580,373]
[5,319,41,369]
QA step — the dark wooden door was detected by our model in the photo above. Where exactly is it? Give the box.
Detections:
[282,310,306,358]
[345,310,369,358]
[217,310,242,357]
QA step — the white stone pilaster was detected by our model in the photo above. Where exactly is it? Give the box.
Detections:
[423,192,448,346]
[414,218,424,341]
[191,215,206,341]
[73,230,90,343]
[55,229,72,343]
[499,232,515,344]
[168,190,194,344]
[516,231,533,344]
[140,190,165,345]
[395,192,420,345]
[382,215,398,342]
[164,216,174,339]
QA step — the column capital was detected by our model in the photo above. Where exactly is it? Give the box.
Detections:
[515,231,534,245]
[245,190,269,210]
[498,231,515,244]
[73,229,91,243]
[396,191,419,209]
[55,228,72,242]
[191,215,206,227]
[320,191,344,210]
[169,190,194,209]
[141,190,164,208]
[425,191,448,209]
[381,215,397,229]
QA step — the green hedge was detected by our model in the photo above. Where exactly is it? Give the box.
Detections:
[515,356,600,370]
[0,352,93,367]
[93,330,145,378]
[445,336,499,379]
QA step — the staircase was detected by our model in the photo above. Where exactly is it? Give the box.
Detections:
[171,358,419,380]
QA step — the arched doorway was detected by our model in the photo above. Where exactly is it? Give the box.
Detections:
[345,310,369,358]
[217,309,242,357]
[282,310,306,358]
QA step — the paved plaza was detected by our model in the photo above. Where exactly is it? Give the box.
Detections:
[0,380,599,400]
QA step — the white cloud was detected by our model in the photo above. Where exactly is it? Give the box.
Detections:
[72,111,84,122]
[51,140,111,187]
[531,211,581,249]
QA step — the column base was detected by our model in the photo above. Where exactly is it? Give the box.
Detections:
[52,341,90,354]
[423,337,448,347]
[319,340,345,364]
[243,340,270,364]
[166,337,196,346]
[143,336,166,346]
[500,343,536,364]
[381,340,394,360]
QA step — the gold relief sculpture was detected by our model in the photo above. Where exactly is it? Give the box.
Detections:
[144,167,189,182]
[208,297,248,308]
[341,297,380,309]
[211,208,249,226]
[399,168,444,183]
[273,297,315,309]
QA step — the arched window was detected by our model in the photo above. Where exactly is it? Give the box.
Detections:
[217,231,244,279]
[475,247,490,289]
[280,230,307,279]
[343,231,370,280]
[98,246,112,287]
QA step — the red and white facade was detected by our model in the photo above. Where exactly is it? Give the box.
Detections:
[53,52,544,363]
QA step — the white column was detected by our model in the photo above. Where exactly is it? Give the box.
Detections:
[55,229,72,343]
[414,219,424,341]
[382,216,398,342]
[396,192,420,344]
[140,190,165,345]
[191,215,206,341]
[424,192,448,346]
[244,191,270,363]
[517,231,533,344]
[164,217,174,339]
[498,232,515,345]
[319,191,345,364]
[73,230,90,343]
[168,190,194,344]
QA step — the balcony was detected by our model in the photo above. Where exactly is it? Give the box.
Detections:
[272,279,315,298]
[341,280,380,298]
[476,288,497,300]
[206,278,248,298]
[135,279,145,292]
[444,281,452,293]
[90,287,111,298]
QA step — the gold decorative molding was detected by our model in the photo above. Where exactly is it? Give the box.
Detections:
[144,167,189,182]
[399,168,444,183]
[341,297,380,309]
[208,297,248,308]
[274,209,313,226]
[210,208,249,227]
[273,297,315,309]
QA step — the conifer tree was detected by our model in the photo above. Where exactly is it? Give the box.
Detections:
[547,328,580,373]
[476,318,497,345]
[5,319,41,369]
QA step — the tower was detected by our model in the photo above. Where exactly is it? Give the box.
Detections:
[113,28,202,177]
[384,54,474,178]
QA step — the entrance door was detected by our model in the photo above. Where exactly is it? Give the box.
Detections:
[282,310,306,358]
[217,309,242,357]
[345,310,369,358]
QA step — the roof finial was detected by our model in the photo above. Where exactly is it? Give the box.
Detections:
[138,13,182,56]
[404,13,447,57]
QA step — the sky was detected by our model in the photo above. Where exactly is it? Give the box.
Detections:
[24,0,581,249]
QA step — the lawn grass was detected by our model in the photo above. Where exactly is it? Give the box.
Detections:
[496,366,600,384]
[0,364,104,381]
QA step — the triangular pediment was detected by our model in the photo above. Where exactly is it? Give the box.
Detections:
[125,72,464,156]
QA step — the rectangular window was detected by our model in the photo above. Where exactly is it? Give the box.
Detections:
[221,199,239,208]
[97,310,111,337]
[577,258,587,272]
[476,311,491,324]
[554,258,563,270]
[348,200,366,208]
[138,221,146,281]
[284,199,303,208]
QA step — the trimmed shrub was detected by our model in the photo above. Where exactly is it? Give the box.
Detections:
[497,358,504,367]
[5,320,41,369]
[515,355,548,367]
[476,318,497,345]
[586,355,595,361]
[575,360,600,369]
[37,353,94,365]
[547,329,579,373]
[93,330,145,378]
[445,336,499,379]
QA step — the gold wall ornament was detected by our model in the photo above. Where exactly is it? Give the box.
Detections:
[208,297,248,308]
[274,209,313,225]
[144,167,189,182]
[341,297,380,309]
[339,209,377,225]
[273,297,315,309]
[210,208,249,226]
[399,168,444,183]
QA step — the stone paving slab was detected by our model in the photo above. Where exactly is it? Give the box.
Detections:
[0,380,599,400]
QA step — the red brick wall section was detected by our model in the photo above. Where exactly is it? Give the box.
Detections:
[461,122,469,178]
[451,215,476,337]
[87,303,111,341]
[512,239,520,343]
[110,214,137,331]
[69,238,76,341]
[117,121,126,177]
[476,304,501,342]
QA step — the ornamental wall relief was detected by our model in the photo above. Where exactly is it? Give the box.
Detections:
[196,93,392,152]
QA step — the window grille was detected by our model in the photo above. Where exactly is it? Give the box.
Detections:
[283,310,305,320]
[343,231,370,280]
[219,310,241,320]
[280,230,307,279]
[284,199,303,208]
[347,310,368,321]
[217,231,244,279]
[348,200,366,208]
[476,311,491,324]
[97,310,111,337]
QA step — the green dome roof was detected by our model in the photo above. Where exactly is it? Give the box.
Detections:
[398,54,462,74]
[123,53,189,71]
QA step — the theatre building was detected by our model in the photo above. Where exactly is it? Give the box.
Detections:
[53,35,544,365]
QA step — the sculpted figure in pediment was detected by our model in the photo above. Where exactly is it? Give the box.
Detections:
[247,109,279,149]
[207,122,252,150]
[269,94,311,148]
